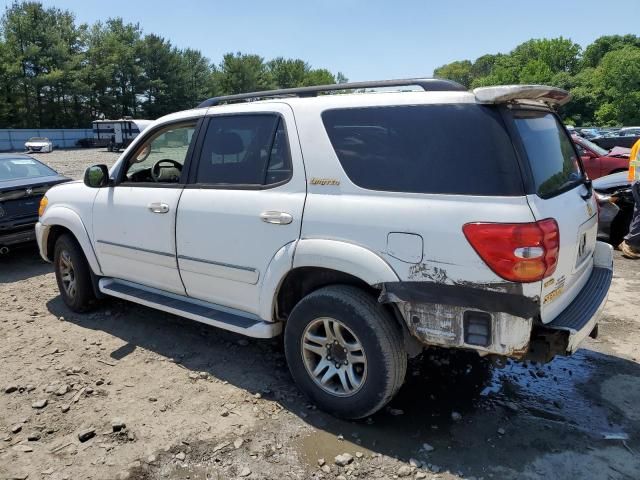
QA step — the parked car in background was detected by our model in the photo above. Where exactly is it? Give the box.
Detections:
[572,135,630,179]
[591,133,640,150]
[593,171,634,246]
[0,154,69,253]
[25,137,53,153]
[619,127,640,136]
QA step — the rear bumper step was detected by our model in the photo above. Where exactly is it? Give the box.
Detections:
[98,279,281,338]
[529,242,613,360]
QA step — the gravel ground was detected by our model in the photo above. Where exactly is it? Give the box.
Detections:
[1,149,639,480]
[27,148,120,179]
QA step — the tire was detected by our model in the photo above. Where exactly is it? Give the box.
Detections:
[53,234,97,312]
[284,285,407,419]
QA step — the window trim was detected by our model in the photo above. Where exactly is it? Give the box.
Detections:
[186,112,293,190]
[115,117,205,188]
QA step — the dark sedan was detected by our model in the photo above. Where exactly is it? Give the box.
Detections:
[0,154,70,253]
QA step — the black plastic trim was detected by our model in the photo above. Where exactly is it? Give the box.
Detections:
[96,239,173,258]
[547,266,612,331]
[379,281,540,319]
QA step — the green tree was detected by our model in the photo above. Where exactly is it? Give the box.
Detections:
[593,46,640,125]
[433,60,473,88]
[215,52,273,94]
[582,34,640,68]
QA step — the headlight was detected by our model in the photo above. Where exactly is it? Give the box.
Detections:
[38,196,48,217]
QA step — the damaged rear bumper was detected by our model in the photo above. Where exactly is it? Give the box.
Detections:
[379,282,537,358]
[379,242,613,361]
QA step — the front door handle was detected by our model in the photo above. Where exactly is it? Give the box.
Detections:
[148,202,170,214]
[260,211,293,225]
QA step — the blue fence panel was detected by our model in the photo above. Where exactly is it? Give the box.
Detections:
[0,129,92,151]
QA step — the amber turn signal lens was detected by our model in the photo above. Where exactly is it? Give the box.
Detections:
[38,196,48,217]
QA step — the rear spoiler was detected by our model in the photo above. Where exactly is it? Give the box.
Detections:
[473,85,571,106]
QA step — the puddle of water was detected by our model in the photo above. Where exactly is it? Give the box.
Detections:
[297,348,626,466]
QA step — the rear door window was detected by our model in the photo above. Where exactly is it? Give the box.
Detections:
[511,111,582,198]
[322,104,523,196]
[196,115,292,186]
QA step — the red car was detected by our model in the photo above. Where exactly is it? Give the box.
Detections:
[572,134,630,179]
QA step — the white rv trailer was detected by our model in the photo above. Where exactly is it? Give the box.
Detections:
[92,118,153,152]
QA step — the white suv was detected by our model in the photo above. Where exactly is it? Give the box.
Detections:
[36,79,613,419]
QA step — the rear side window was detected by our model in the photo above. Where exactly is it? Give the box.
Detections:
[196,115,292,186]
[511,111,582,198]
[322,104,523,196]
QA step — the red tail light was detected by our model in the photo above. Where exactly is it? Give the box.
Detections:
[463,219,559,283]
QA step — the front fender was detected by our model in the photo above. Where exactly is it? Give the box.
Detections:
[39,206,102,275]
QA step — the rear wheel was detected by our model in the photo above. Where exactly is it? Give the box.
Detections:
[284,285,407,419]
[54,234,97,312]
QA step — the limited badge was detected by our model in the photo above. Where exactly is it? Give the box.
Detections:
[310,178,340,186]
[586,202,594,217]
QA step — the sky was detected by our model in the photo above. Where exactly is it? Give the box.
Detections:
[7,0,640,80]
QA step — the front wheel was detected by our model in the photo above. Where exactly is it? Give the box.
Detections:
[284,285,407,419]
[54,234,97,312]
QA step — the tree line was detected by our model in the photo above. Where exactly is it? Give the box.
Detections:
[434,35,640,126]
[2,2,638,129]
[0,1,347,128]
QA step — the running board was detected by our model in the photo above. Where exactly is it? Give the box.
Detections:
[98,279,281,338]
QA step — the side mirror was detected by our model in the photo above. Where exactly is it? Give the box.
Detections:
[84,164,111,188]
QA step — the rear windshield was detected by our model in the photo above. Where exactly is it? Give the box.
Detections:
[511,110,582,198]
[0,157,57,181]
[322,104,523,196]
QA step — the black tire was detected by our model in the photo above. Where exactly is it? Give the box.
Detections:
[284,285,407,419]
[53,234,97,312]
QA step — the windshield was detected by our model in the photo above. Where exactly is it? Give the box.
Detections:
[0,157,57,181]
[579,137,609,156]
[27,137,48,142]
[512,110,582,198]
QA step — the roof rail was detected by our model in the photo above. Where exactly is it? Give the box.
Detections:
[196,78,466,108]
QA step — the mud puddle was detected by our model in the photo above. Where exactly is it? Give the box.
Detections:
[296,348,627,473]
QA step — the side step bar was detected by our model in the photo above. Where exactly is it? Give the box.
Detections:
[98,279,282,338]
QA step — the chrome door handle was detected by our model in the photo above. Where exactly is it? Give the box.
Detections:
[260,211,293,225]
[148,202,170,214]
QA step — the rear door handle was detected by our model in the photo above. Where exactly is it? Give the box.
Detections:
[260,211,293,225]
[148,202,170,214]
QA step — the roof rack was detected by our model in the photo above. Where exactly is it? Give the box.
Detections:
[196,78,466,108]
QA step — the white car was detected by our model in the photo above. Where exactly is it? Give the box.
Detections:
[35,79,613,419]
[25,137,54,153]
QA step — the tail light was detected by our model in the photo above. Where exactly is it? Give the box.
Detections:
[463,219,559,283]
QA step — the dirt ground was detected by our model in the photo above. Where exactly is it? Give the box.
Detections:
[1,149,639,480]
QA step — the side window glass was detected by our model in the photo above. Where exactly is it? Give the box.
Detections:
[196,115,292,186]
[122,123,196,184]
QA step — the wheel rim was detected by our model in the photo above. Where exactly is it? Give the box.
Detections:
[301,317,367,397]
[58,250,76,299]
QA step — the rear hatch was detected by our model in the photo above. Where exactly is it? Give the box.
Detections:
[508,109,598,324]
